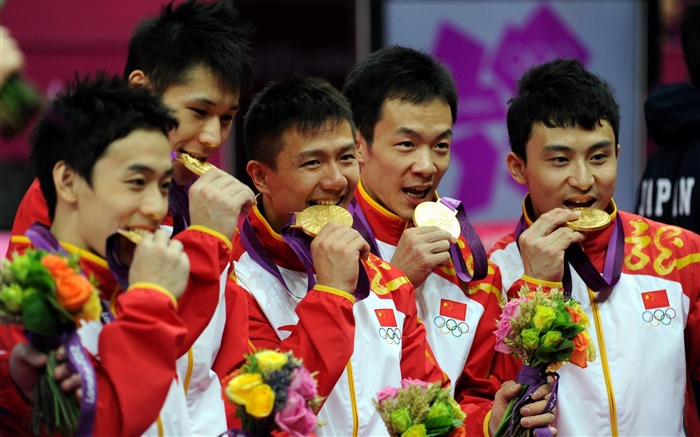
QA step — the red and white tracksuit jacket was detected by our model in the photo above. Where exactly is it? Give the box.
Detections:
[6,179,250,435]
[231,205,447,437]
[355,182,518,435]
[489,199,700,436]
[0,240,187,436]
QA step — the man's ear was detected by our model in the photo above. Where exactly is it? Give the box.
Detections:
[356,133,369,165]
[506,152,528,185]
[127,70,150,87]
[53,161,78,203]
[246,160,272,196]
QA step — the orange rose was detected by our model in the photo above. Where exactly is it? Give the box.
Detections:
[41,254,75,280]
[568,332,589,368]
[566,306,582,324]
[56,273,94,311]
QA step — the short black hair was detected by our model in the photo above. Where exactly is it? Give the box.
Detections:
[342,45,458,147]
[507,58,620,161]
[124,0,253,96]
[31,73,178,219]
[681,1,700,87]
[244,76,356,170]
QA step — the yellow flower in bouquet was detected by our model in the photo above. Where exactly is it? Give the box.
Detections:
[0,249,101,435]
[223,349,324,436]
[492,285,596,436]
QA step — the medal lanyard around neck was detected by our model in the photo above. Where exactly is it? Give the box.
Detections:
[514,214,624,297]
[240,214,370,301]
[349,197,488,283]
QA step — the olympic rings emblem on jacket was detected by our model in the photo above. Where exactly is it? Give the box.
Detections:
[433,316,469,337]
[641,307,676,327]
[379,327,401,345]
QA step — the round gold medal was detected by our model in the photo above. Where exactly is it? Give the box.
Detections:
[566,208,611,232]
[413,201,461,239]
[295,204,353,237]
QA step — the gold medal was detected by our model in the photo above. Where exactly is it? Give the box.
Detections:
[412,201,461,239]
[292,204,353,237]
[566,208,611,232]
[117,228,152,244]
[176,151,216,176]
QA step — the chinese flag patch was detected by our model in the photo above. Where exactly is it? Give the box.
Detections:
[440,299,467,321]
[375,309,397,327]
[641,290,670,310]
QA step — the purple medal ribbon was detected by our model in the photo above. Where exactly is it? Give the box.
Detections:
[239,215,369,301]
[25,223,99,437]
[509,365,558,437]
[439,197,488,282]
[514,213,624,297]
[350,197,488,283]
[347,198,381,256]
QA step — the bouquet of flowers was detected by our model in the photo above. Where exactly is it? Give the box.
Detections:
[492,285,596,437]
[222,349,323,437]
[0,249,102,435]
[374,378,466,437]
[0,0,44,139]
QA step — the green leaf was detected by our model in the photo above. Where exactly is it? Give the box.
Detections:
[22,292,61,336]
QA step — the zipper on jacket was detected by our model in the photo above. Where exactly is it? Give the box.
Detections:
[346,361,359,437]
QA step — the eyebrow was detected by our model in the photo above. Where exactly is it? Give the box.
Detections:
[192,97,239,111]
[294,143,356,160]
[543,140,614,154]
[397,127,453,140]
[127,163,174,176]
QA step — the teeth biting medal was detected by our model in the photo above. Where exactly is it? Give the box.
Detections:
[117,228,152,244]
[412,200,461,239]
[290,204,353,237]
[176,151,216,175]
[566,207,611,232]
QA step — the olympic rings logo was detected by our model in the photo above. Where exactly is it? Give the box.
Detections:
[641,307,676,327]
[379,327,401,345]
[434,316,469,337]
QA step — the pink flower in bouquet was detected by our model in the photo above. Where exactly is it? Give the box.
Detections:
[400,378,431,389]
[493,298,521,353]
[275,391,317,437]
[377,385,401,405]
[289,366,317,401]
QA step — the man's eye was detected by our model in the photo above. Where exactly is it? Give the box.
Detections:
[191,108,206,116]
[301,160,320,167]
[397,141,414,149]
[435,142,450,150]
[340,154,356,162]
[128,179,146,187]
[591,153,607,162]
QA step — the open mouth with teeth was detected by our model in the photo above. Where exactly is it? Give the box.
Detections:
[403,186,431,199]
[564,199,596,209]
[309,199,343,207]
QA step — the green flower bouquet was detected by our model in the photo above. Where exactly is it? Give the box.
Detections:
[492,285,596,436]
[1,249,102,435]
[374,378,466,437]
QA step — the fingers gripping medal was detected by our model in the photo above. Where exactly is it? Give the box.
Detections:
[412,201,461,239]
[291,204,354,237]
[176,151,216,176]
[285,204,370,301]
[566,208,611,232]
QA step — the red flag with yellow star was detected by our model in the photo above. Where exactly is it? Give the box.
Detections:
[439,299,467,321]
[375,308,397,327]
[641,290,670,309]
